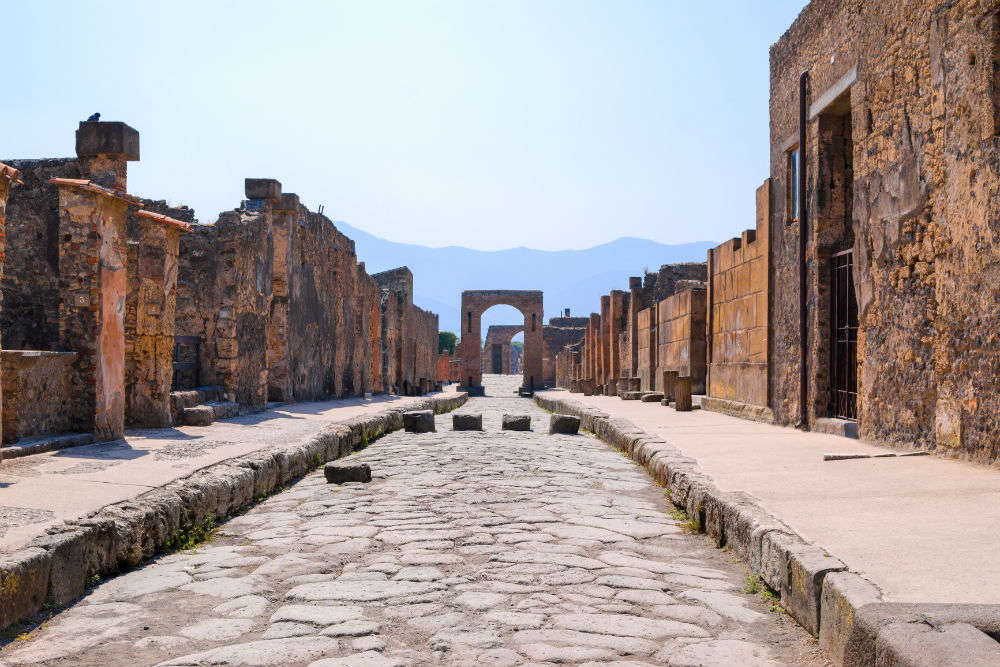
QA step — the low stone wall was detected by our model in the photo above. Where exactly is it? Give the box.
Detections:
[0,391,467,631]
[1,351,78,444]
[534,392,1000,667]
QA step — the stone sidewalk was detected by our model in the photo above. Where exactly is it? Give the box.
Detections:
[0,392,458,555]
[0,375,824,666]
[538,389,1000,606]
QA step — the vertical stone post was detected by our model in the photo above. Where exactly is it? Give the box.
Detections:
[599,295,611,391]
[628,276,642,378]
[607,290,625,395]
[52,179,134,440]
[254,179,293,402]
[76,121,139,193]
[125,210,190,426]
[662,370,678,403]
[522,304,543,391]
[675,376,692,412]
[588,314,600,384]
[0,163,20,454]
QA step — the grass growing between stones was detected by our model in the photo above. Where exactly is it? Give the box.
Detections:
[668,506,702,533]
[164,514,218,552]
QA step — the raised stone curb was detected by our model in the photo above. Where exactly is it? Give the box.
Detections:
[700,395,776,423]
[534,391,1000,667]
[0,392,467,631]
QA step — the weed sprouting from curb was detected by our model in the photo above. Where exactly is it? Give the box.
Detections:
[165,514,218,552]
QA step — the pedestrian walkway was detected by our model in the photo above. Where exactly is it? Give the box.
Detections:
[546,389,1000,605]
[0,392,456,555]
[0,375,824,667]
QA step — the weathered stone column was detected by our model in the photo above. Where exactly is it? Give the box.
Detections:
[252,179,293,402]
[0,163,21,454]
[628,276,642,377]
[52,178,134,440]
[76,121,139,193]
[125,210,190,426]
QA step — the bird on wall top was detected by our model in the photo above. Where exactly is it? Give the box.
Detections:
[86,112,100,122]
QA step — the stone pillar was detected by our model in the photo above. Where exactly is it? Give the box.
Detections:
[588,313,600,386]
[252,178,294,402]
[599,295,610,390]
[0,163,20,454]
[522,306,543,391]
[125,210,190,427]
[52,179,133,440]
[608,290,625,393]
[675,376,692,412]
[662,370,678,403]
[628,276,642,377]
[76,121,139,192]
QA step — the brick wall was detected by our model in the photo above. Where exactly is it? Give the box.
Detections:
[707,181,770,407]
[657,286,707,394]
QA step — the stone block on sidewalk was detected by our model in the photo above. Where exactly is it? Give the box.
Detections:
[502,414,531,431]
[674,377,693,412]
[403,410,435,433]
[452,413,483,431]
[549,414,580,435]
[640,392,664,403]
[324,463,372,484]
[622,391,643,400]
[181,405,215,426]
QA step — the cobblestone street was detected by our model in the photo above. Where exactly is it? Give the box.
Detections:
[0,376,825,667]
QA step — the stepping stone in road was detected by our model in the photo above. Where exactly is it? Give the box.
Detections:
[549,414,580,435]
[324,462,372,484]
[452,413,483,431]
[502,414,531,431]
[403,410,435,433]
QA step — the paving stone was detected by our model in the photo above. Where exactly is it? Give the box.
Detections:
[156,637,341,665]
[7,376,821,667]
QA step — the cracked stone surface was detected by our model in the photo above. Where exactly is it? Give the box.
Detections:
[0,375,827,666]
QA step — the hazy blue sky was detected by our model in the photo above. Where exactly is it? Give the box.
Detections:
[1,1,806,251]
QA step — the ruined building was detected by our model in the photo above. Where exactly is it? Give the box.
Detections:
[719,0,1000,463]
[562,264,708,397]
[606,0,1000,465]
[0,121,441,449]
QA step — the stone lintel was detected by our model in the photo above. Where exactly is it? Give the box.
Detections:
[49,178,139,206]
[245,178,282,200]
[75,121,140,161]
[0,162,22,184]
[135,209,192,233]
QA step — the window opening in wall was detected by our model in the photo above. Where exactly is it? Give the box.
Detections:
[531,313,536,331]
[467,311,472,333]
[830,249,858,420]
[787,147,800,223]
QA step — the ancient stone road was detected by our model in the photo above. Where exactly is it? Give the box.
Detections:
[0,376,825,666]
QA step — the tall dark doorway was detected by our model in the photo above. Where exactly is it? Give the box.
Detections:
[829,249,858,420]
[491,343,503,374]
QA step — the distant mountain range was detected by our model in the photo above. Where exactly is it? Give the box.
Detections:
[337,221,716,337]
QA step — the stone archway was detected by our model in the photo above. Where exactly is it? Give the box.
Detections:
[482,325,524,374]
[459,290,543,394]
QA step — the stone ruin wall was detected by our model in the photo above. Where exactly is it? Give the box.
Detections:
[707,181,770,408]
[176,189,397,408]
[541,325,586,387]
[374,267,438,395]
[0,158,80,351]
[770,0,1000,461]
[657,285,707,395]
[0,126,442,445]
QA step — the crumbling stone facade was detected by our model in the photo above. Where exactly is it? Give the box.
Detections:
[375,267,438,395]
[1,122,442,447]
[762,0,1000,461]
[0,163,19,450]
[541,313,586,387]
